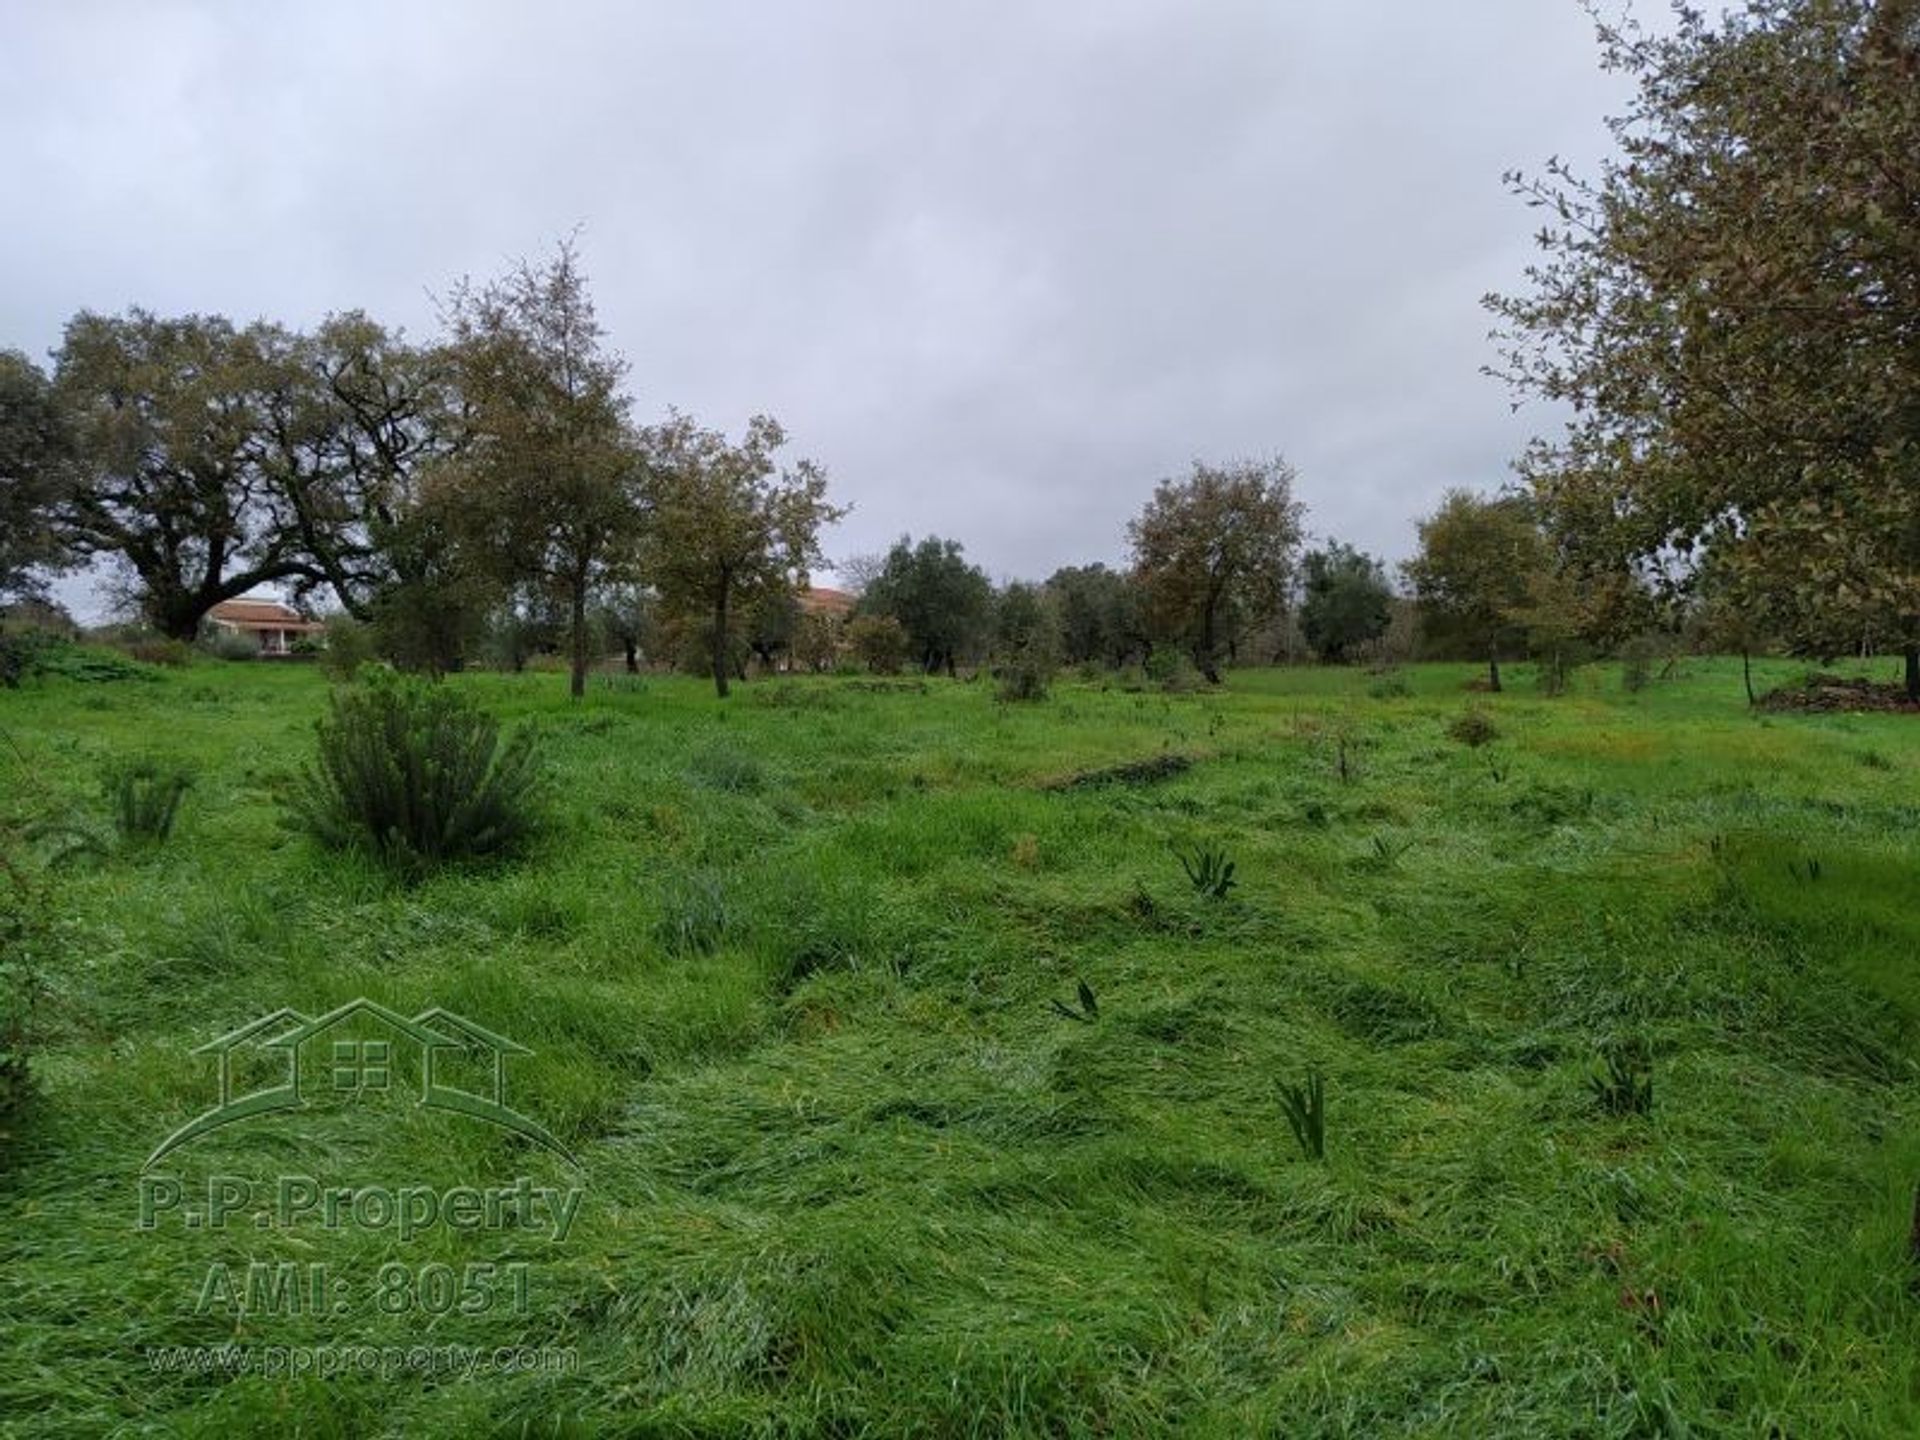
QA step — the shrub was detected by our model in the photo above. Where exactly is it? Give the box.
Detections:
[847,614,909,675]
[36,647,161,684]
[1447,708,1500,748]
[287,671,542,874]
[123,637,194,667]
[200,628,259,662]
[995,656,1054,703]
[102,757,193,846]
[1149,651,1205,694]
[1619,635,1659,693]
[0,630,63,688]
[1368,670,1413,700]
[320,616,378,682]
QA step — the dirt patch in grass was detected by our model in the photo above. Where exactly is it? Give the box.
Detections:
[1759,673,1920,714]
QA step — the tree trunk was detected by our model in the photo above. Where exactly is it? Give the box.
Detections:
[1741,648,1755,707]
[1488,653,1502,694]
[1906,645,1919,704]
[711,585,731,699]
[568,580,588,700]
[1198,607,1221,684]
[623,638,638,674]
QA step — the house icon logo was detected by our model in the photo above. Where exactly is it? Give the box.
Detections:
[145,998,579,1170]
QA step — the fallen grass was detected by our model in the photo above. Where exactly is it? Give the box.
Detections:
[2,655,1919,1434]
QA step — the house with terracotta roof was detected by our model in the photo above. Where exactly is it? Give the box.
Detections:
[206,597,326,656]
[796,584,856,620]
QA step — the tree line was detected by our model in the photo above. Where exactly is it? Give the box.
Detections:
[0,242,840,699]
[7,1,1916,701]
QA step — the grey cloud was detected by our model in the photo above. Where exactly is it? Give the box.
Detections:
[1,1,1653,613]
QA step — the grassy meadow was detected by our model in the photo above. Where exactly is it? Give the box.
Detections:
[4,654,1920,1436]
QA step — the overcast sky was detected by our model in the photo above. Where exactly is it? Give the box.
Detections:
[2,1,1652,615]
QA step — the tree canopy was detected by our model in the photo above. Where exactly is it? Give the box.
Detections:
[1489,0,1920,687]
[1299,541,1393,664]
[1128,458,1303,683]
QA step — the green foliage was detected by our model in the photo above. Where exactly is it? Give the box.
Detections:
[1129,457,1303,683]
[0,630,62,688]
[1588,1042,1654,1118]
[1403,489,1543,688]
[845,613,909,675]
[641,412,841,698]
[1045,563,1147,668]
[1300,541,1394,663]
[1447,708,1500,748]
[438,241,643,699]
[1175,841,1237,899]
[991,581,1059,702]
[0,348,75,601]
[1619,634,1660,693]
[101,757,192,846]
[319,615,377,680]
[1278,1070,1326,1160]
[32,645,160,684]
[199,627,259,662]
[1367,669,1412,700]
[286,670,542,874]
[860,535,993,676]
[1490,0,1920,675]
[121,637,193,667]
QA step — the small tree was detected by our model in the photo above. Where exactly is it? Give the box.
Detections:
[847,613,909,674]
[792,610,842,673]
[861,535,993,676]
[1046,563,1149,668]
[1128,458,1303,683]
[991,581,1061,700]
[1299,542,1393,664]
[1403,489,1545,692]
[438,241,643,698]
[642,413,841,698]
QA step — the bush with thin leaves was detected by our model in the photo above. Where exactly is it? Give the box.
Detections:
[103,757,193,846]
[1175,842,1237,899]
[287,671,542,874]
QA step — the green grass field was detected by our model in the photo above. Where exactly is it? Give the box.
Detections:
[4,655,1920,1436]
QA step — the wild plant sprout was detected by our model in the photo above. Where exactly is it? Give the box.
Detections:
[102,757,193,846]
[1049,978,1099,1023]
[1176,842,1237,899]
[1589,1043,1654,1118]
[1280,1070,1326,1160]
